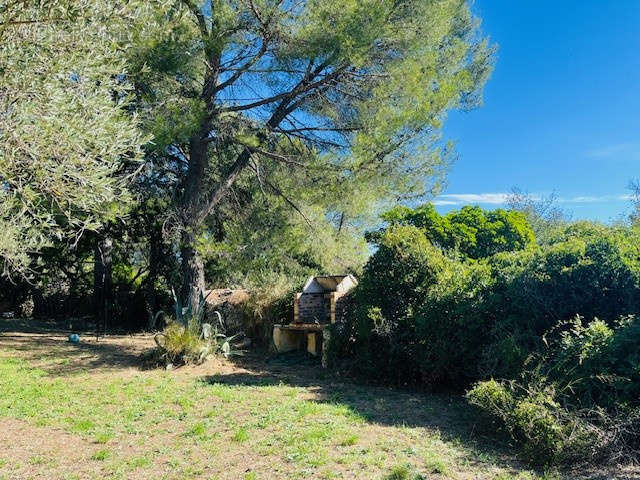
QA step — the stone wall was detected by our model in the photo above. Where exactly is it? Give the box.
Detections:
[295,293,330,323]
[333,291,351,322]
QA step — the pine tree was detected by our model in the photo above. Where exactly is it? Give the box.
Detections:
[128,0,494,306]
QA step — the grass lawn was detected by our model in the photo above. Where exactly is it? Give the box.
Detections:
[0,322,629,480]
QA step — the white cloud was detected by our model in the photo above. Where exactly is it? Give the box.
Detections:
[433,192,632,206]
[435,193,509,205]
[587,142,640,160]
[564,195,600,203]
[560,194,632,204]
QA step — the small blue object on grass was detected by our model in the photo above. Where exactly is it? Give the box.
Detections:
[68,333,80,344]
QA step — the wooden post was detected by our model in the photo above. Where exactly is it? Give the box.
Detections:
[307,332,318,356]
[293,293,302,323]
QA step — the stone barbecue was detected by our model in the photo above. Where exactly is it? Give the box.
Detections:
[273,275,358,362]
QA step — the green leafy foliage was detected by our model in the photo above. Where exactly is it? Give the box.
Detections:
[331,214,640,465]
[539,315,640,409]
[330,224,450,383]
[153,321,208,366]
[461,229,640,466]
[419,225,640,386]
[331,220,640,393]
[466,380,595,466]
[124,0,494,305]
[200,178,369,290]
[372,203,535,259]
[467,334,640,467]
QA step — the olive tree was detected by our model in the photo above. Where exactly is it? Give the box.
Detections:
[0,1,147,275]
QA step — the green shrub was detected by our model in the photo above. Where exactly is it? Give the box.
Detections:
[540,316,640,409]
[241,275,302,345]
[332,224,450,383]
[383,464,425,480]
[468,316,640,465]
[333,221,640,391]
[153,321,209,366]
[415,260,494,386]
[467,380,595,465]
[466,379,514,413]
[328,216,640,465]
[428,232,640,386]
[359,224,447,322]
[510,395,567,464]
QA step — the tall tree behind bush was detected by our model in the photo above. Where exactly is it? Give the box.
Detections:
[372,203,535,259]
[506,189,568,245]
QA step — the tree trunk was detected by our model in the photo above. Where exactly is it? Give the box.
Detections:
[144,226,161,331]
[180,230,205,311]
[177,125,210,308]
[93,234,113,337]
[175,60,311,306]
[175,69,297,307]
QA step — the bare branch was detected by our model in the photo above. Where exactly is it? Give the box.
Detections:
[217,63,348,115]
[260,173,314,228]
[245,146,308,168]
[214,39,269,94]
[275,125,359,134]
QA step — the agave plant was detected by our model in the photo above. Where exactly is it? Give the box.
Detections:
[152,289,244,367]
[202,311,245,359]
[170,288,210,327]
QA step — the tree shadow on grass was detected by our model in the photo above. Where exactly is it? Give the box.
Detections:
[0,317,100,334]
[201,351,640,480]
[208,353,466,427]
[0,332,154,376]
[1,327,637,480]
[202,352,521,472]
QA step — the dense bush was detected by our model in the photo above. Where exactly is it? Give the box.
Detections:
[333,219,640,388]
[330,224,450,383]
[418,229,640,386]
[415,260,494,386]
[541,316,640,408]
[241,274,304,345]
[330,215,640,464]
[468,317,640,465]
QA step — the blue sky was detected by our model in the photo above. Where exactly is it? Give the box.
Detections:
[437,0,640,221]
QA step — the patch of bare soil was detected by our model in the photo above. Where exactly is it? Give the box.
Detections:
[0,418,105,479]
